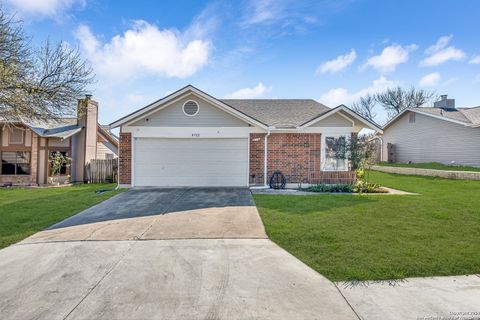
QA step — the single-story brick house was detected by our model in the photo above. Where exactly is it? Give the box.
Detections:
[110,85,382,188]
[0,96,118,186]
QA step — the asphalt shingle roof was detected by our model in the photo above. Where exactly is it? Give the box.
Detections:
[459,106,480,125]
[220,99,331,127]
[25,118,82,139]
[416,106,480,126]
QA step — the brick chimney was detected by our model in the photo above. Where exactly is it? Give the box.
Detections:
[72,95,98,182]
[434,94,455,110]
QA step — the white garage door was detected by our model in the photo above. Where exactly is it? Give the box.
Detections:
[134,138,249,187]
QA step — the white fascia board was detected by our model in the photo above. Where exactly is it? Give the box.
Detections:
[123,126,263,138]
[300,105,383,133]
[282,126,353,134]
[110,85,268,130]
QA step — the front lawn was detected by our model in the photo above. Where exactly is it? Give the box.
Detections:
[378,161,480,172]
[0,184,124,249]
[254,172,480,282]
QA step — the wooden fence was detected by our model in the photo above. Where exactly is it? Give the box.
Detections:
[88,159,118,183]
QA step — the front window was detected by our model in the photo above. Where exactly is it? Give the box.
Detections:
[49,151,70,175]
[1,152,31,175]
[322,136,347,171]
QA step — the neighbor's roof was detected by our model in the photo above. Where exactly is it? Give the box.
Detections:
[25,118,82,139]
[99,124,119,141]
[384,106,480,129]
[220,99,330,127]
[459,106,480,125]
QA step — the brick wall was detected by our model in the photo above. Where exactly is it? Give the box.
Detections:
[249,133,322,185]
[249,132,356,185]
[119,132,132,185]
[249,133,266,184]
[310,171,357,184]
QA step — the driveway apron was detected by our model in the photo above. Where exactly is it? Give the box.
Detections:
[1,188,359,320]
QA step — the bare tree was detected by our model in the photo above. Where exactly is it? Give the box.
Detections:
[351,94,377,123]
[375,86,435,118]
[0,9,94,124]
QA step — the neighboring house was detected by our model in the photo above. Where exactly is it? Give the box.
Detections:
[0,96,118,186]
[110,85,381,188]
[382,95,480,167]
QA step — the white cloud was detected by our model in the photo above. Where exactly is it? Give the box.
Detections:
[225,83,272,99]
[240,0,286,27]
[316,49,356,74]
[5,0,84,17]
[320,76,397,106]
[419,72,441,87]
[363,44,417,73]
[425,35,453,55]
[421,35,465,66]
[469,55,480,64]
[75,20,212,79]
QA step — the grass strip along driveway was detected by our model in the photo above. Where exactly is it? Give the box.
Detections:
[254,171,480,282]
[0,184,123,249]
[378,161,480,172]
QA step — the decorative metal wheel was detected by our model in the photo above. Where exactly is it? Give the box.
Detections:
[269,170,286,189]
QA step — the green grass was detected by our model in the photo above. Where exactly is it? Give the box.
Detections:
[378,161,480,172]
[254,171,480,282]
[0,184,124,249]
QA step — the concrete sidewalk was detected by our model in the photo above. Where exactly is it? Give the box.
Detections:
[338,275,480,320]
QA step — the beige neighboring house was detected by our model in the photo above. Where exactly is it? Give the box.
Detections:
[382,95,480,167]
[0,96,118,186]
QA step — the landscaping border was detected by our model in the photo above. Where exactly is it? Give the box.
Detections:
[370,165,480,180]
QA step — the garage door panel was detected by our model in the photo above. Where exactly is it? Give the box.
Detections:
[135,153,244,164]
[135,165,247,177]
[134,138,248,187]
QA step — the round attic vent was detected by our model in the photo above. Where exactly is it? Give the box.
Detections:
[183,100,199,116]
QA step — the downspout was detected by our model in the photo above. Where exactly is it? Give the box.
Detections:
[264,129,271,186]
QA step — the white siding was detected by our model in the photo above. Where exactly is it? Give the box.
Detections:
[131,94,249,127]
[96,141,118,159]
[382,112,480,166]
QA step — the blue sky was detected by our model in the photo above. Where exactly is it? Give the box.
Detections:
[5,0,480,125]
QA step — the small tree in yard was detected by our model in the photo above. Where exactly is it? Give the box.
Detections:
[333,135,377,171]
[332,135,381,192]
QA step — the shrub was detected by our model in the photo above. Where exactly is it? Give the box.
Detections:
[353,180,386,193]
[306,184,354,193]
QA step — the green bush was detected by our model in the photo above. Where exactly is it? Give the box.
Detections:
[306,181,386,194]
[353,180,386,193]
[306,184,354,193]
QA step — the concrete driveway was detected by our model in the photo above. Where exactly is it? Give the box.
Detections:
[0,188,359,320]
